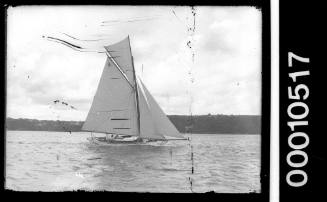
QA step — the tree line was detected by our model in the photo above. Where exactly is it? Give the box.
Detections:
[6,114,261,134]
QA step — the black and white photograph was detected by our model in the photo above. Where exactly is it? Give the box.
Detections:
[5,5,265,193]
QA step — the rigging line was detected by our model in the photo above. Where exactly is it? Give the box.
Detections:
[100,17,167,27]
[46,36,83,49]
[45,38,89,52]
[102,16,162,23]
[104,50,134,89]
[47,39,105,53]
[44,36,106,53]
[128,36,141,138]
[171,9,189,30]
[45,38,105,53]
[102,18,157,24]
[101,20,156,26]
[60,32,110,42]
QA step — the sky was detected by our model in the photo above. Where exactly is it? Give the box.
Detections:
[7,6,262,121]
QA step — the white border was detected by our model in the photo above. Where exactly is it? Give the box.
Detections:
[270,0,279,201]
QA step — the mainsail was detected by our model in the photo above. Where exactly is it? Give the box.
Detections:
[82,36,184,140]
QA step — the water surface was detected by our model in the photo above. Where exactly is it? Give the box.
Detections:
[5,131,261,193]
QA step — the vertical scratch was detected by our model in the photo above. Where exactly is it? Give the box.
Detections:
[170,148,173,166]
[191,6,196,63]
[187,6,197,193]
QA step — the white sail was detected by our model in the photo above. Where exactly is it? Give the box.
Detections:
[104,36,135,85]
[83,36,185,141]
[82,37,138,136]
[137,78,185,139]
[137,81,165,140]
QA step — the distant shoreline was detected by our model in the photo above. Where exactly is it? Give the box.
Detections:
[6,115,261,134]
[6,130,260,135]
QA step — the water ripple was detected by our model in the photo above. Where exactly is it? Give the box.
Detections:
[5,131,261,193]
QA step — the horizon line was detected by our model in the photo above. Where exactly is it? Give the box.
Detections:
[6,114,262,122]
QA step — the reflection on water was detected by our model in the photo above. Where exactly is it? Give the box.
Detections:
[5,131,261,193]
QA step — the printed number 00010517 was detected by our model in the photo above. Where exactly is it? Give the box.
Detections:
[286,52,310,187]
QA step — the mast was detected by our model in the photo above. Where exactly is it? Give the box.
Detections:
[128,36,141,138]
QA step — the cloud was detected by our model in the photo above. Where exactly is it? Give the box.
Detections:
[7,6,262,120]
